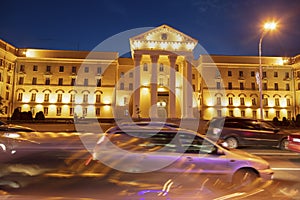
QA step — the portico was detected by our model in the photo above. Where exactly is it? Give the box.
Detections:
[129,25,198,119]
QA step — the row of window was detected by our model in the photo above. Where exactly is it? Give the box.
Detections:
[20,65,103,74]
[215,97,291,107]
[17,93,102,103]
[41,107,101,116]
[216,109,292,119]
[216,82,291,91]
[221,70,291,79]
[19,77,102,87]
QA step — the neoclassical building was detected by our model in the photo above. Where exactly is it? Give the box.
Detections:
[0,25,299,120]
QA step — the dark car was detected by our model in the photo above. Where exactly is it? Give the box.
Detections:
[204,117,290,149]
[287,134,300,153]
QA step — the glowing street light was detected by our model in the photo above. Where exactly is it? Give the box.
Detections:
[258,21,277,120]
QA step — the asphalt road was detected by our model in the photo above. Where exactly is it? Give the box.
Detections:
[1,132,300,199]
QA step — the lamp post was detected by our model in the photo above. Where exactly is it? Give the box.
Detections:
[258,21,277,120]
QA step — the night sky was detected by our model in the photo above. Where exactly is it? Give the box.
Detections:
[1,0,299,57]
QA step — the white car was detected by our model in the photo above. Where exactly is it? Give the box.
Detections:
[93,126,273,186]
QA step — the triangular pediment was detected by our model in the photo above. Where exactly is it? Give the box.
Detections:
[130,24,198,52]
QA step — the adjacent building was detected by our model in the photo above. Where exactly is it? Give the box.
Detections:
[0,25,299,121]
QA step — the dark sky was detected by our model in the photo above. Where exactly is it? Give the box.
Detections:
[1,0,299,57]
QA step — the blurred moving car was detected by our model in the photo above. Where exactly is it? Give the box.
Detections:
[0,120,37,155]
[287,134,300,153]
[204,117,290,149]
[93,125,273,186]
[106,121,179,133]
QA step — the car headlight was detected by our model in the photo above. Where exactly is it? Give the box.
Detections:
[0,143,6,151]
[3,132,21,139]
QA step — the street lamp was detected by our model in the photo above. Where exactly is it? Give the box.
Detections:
[258,21,277,120]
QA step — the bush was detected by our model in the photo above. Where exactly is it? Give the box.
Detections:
[35,111,45,120]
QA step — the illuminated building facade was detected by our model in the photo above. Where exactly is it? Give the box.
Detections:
[0,25,299,120]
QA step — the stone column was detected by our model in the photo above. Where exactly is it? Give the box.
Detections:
[132,53,142,119]
[168,55,177,119]
[183,56,194,118]
[150,54,159,118]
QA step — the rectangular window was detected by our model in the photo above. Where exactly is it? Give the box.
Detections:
[44,94,49,102]
[239,71,243,77]
[288,111,292,119]
[129,72,133,78]
[32,77,37,85]
[143,63,148,71]
[96,94,101,103]
[58,78,63,86]
[83,108,87,117]
[251,82,255,90]
[17,93,23,101]
[228,71,232,76]
[97,67,102,74]
[192,74,195,79]
[228,97,233,105]
[83,94,88,103]
[46,65,51,72]
[159,64,164,72]
[276,111,280,118]
[253,110,257,119]
[240,97,245,105]
[298,82,300,90]
[228,82,232,90]
[275,98,279,106]
[70,94,75,102]
[287,99,291,106]
[84,67,89,73]
[229,110,234,117]
[57,94,62,102]
[159,78,164,86]
[263,98,268,106]
[45,78,50,85]
[69,108,74,116]
[263,83,267,90]
[57,107,62,116]
[7,76,11,84]
[240,82,244,90]
[20,65,25,72]
[265,111,269,118]
[97,79,101,87]
[262,71,267,78]
[286,84,290,91]
[285,72,290,79]
[33,65,38,71]
[44,107,48,116]
[84,78,88,86]
[120,83,124,90]
[216,82,221,89]
[251,71,255,77]
[19,77,24,85]
[31,93,36,102]
[274,83,279,90]
[274,72,278,77]
[71,78,76,86]
[5,92,9,100]
[252,98,256,106]
[241,110,245,117]
[72,66,77,73]
[129,83,133,90]
[59,66,64,72]
[120,72,124,78]
[216,97,221,105]
[96,108,100,116]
